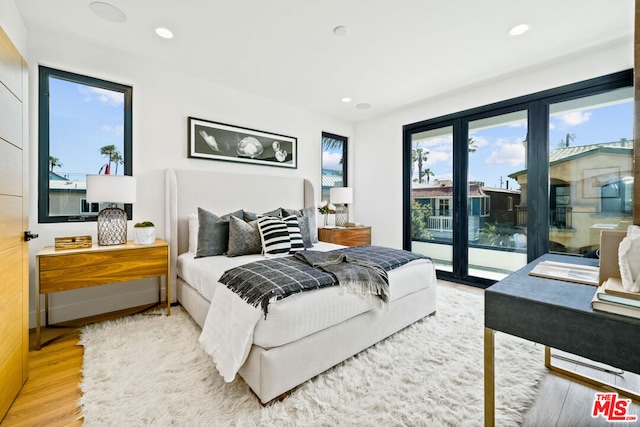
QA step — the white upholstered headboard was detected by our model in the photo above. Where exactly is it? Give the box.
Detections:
[164,168,315,302]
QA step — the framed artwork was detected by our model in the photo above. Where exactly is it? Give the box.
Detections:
[188,117,297,169]
[582,167,618,199]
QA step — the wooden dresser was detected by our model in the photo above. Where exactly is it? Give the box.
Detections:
[318,226,371,247]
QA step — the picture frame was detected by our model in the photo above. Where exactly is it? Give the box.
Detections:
[188,117,297,169]
[582,167,618,199]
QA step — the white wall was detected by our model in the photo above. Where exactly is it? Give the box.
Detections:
[24,29,354,325]
[353,40,633,249]
[0,0,26,56]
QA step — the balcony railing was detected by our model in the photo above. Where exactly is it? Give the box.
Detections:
[428,215,452,231]
[516,205,573,229]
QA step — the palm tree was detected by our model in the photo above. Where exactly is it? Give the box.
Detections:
[418,168,435,184]
[412,148,430,184]
[468,137,478,153]
[111,152,123,175]
[49,156,62,172]
[322,136,344,165]
[100,145,122,174]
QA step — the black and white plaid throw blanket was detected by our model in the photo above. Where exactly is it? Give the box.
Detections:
[218,246,427,317]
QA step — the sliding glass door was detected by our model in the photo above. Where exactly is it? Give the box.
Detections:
[468,111,528,280]
[409,126,454,273]
[545,87,633,255]
[403,70,633,287]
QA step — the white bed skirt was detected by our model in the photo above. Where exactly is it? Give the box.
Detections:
[177,276,436,403]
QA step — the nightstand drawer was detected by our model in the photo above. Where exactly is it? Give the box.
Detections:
[318,227,371,247]
[39,246,168,293]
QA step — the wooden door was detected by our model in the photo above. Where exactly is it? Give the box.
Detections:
[0,25,28,421]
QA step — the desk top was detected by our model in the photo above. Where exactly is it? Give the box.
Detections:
[37,238,169,257]
[486,254,600,315]
[485,253,640,374]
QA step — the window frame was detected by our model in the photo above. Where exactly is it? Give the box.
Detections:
[38,66,133,223]
[321,132,348,197]
[403,69,633,286]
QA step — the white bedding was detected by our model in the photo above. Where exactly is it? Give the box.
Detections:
[178,245,436,382]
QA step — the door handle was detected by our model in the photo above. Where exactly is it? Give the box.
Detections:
[24,231,39,241]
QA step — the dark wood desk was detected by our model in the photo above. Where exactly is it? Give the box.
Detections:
[484,254,640,426]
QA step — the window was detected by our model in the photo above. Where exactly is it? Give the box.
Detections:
[404,70,633,286]
[321,132,348,200]
[438,199,450,216]
[38,67,132,223]
[546,87,633,253]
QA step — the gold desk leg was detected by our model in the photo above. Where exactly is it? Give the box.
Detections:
[545,346,640,402]
[484,327,495,427]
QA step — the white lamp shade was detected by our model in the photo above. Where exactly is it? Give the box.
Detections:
[86,174,136,204]
[330,186,353,204]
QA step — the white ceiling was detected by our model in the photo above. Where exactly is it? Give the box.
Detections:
[16,0,634,123]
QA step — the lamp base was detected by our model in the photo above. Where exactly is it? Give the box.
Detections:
[97,207,128,245]
[335,205,349,227]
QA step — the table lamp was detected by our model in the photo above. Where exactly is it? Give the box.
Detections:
[330,186,353,227]
[86,174,136,245]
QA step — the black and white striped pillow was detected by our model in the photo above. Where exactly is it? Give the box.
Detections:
[257,215,304,257]
[283,215,305,253]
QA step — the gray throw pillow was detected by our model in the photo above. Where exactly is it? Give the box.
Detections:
[282,206,317,246]
[296,215,313,248]
[243,208,282,222]
[227,215,262,257]
[195,207,242,258]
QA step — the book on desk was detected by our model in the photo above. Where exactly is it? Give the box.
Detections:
[528,260,600,286]
[591,277,640,318]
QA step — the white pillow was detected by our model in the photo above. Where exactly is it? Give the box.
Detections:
[188,213,198,253]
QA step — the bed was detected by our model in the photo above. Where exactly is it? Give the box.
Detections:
[164,168,437,404]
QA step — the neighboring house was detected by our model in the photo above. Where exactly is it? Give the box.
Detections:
[48,172,98,217]
[412,182,492,241]
[412,181,522,242]
[509,140,633,253]
[483,187,521,227]
[321,168,344,200]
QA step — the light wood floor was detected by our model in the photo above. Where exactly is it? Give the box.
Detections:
[1,283,638,426]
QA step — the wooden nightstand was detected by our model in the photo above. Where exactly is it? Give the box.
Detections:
[318,226,371,247]
[35,239,170,349]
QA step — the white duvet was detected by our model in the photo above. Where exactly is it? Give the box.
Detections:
[178,243,436,382]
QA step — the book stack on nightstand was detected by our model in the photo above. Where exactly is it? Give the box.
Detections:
[318,226,371,247]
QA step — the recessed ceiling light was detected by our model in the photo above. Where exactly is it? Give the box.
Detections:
[89,2,127,23]
[333,25,349,36]
[155,27,174,39]
[509,23,530,36]
[355,103,371,110]
[341,97,352,103]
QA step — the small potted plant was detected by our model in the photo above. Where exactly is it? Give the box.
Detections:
[317,201,336,226]
[133,221,156,245]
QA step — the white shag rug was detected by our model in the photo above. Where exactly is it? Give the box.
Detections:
[79,286,545,426]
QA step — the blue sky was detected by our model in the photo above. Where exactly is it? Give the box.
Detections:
[322,147,343,171]
[49,77,125,179]
[412,100,633,190]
